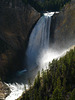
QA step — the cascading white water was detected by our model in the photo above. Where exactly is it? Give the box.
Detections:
[26,12,54,68]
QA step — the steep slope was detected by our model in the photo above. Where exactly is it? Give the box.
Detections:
[50,1,75,50]
[0,0,40,80]
[17,46,75,100]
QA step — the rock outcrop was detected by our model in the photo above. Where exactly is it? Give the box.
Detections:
[0,0,40,80]
[0,81,10,100]
[50,1,75,50]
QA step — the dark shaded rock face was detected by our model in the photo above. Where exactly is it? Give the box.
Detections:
[0,1,40,80]
[50,2,75,50]
[0,0,24,8]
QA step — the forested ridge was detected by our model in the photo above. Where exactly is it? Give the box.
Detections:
[22,0,71,11]
[18,47,75,100]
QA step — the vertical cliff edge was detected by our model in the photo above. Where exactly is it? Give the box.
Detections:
[50,1,75,50]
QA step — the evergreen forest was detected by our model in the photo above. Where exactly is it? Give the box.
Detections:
[22,0,71,12]
[18,47,75,100]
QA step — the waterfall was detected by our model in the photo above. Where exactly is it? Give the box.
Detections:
[5,12,68,100]
[26,12,54,69]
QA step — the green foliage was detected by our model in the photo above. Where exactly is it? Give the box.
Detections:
[69,88,75,100]
[18,48,75,100]
[24,0,71,12]
[22,0,28,5]
[51,87,64,100]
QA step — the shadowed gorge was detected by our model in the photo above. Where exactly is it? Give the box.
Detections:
[0,1,40,80]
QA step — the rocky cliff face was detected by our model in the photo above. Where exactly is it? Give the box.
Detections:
[0,0,40,80]
[50,1,75,50]
[0,0,24,8]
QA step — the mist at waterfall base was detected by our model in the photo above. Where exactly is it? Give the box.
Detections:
[5,49,67,100]
[5,12,68,100]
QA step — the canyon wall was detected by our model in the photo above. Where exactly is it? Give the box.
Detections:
[0,0,40,80]
[50,1,75,50]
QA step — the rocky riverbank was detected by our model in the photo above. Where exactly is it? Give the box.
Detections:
[0,81,10,100]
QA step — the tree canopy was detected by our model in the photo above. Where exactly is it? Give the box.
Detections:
[18,47,75,100]
[22,0,71,12]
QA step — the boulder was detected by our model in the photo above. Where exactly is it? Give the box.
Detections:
[0,81,10,100]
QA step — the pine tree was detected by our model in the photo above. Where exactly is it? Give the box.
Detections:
[70,88,75,100]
